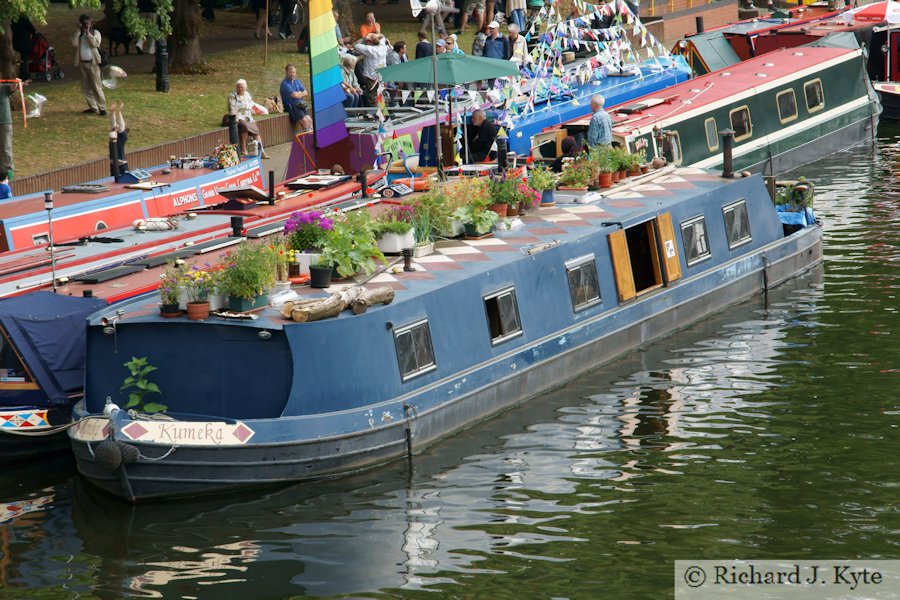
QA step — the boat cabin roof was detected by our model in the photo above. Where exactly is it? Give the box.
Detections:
[92,167,759,329]
[559,45,860,136]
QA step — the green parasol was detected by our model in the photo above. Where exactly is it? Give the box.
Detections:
[378,53,522,86]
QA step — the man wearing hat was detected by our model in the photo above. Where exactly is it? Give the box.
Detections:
[482,21,508,60]
[435,38,447,54]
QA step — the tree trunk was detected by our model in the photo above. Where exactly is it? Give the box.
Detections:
[169,0,203,72]
[333,0,355,42]
[0,23,15,80]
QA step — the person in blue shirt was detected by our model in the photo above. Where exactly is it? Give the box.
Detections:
[482,21,508,60]
[0,170,11,200]
[280,64,313,133]
[587,94,612,147]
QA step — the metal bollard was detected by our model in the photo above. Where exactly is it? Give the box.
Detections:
[155,39,169,93]
[231,216,245,237]
[228,114,239,147]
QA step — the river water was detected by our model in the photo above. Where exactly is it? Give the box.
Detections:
[1,128,897,600]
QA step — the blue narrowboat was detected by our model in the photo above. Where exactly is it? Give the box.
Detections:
[69,167,822,501]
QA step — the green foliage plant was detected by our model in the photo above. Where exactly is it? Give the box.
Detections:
[528,166,557,192]
[120,356,167,414]
[371,204,415,237]
[220,241,278,300]
[558,157,594,188]
[403,191,451,244]
[316,211,386,277]
[452,195,501,235]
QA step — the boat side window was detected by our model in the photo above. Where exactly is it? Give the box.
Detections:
[484,287,523,345]
[723,200,752,249]
[729,106,752,141]
[0,327,36,386]
[804,79,825,113]
[565,255,601,311]
[393,319,437,381]
[776,90,798,124]
[680,215,711,266]
[661,131,683,165]
[704,118,718,152]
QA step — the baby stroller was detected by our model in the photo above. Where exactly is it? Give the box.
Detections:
[28,32,64,81]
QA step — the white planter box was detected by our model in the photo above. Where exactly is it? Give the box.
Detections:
[294,252,320,277]
[440,219,465,238]
[208,293,227,312]
[413,242,434,258]
[377,230,415,254]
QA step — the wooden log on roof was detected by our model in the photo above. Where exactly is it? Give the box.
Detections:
[280,285,395,322]
[350,286,395,314]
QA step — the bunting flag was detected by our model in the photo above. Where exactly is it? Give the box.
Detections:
[308,0,348,148]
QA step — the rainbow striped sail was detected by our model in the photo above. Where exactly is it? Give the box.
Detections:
[308,0,349,148]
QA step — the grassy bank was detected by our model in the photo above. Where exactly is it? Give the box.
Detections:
[11,4,452,179]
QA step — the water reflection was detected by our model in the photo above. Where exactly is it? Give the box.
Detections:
[0,131,897,598]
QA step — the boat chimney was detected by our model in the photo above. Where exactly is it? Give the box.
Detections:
[83,290,93,298]
[497,136,508,173]
[268,170,275,205]
[695,16,705,34]
[360,168,369,199]
[227,114,240,149]
[231,216,245,238]
[720,129,735,179]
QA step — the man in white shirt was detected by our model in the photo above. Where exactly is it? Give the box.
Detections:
[354,33,389,107]
[72,14,107,116]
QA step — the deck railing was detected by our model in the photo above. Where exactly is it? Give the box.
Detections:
[12,114,294,197]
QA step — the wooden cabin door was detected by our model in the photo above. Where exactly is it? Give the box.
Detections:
[608,229,636,303]
[655,213,682,284]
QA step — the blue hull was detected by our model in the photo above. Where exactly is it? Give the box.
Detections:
[69,169,822,501]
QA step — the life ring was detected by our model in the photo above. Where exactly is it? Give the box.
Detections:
[393,177,430,191]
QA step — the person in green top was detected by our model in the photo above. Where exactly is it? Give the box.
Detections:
[0,80,18,184]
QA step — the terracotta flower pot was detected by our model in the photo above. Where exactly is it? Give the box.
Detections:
[488,203,508,218]
[186,301,210,321]
[506,203,520,217]
[598,172,613,188]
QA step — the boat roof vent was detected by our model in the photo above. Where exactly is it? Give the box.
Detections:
[764,62,775,67]
[756,73,767,77]
[793,51,805,56]
[720,71,732,77]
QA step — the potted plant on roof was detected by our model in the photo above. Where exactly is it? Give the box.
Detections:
[284,209,334,277]
[439,177,489,237]
[220,241,278,312]
[489,176,524,217]
[528,165,557,206]
[184,265,214,320]
[629,148,646,176]
[158,261,186,317]
[403,193,447,257]
[313,211,386,285]
[453,194,501,239]
[372,204,415,254]
[589,146,614,189]
[613,146,631,181]
[557,156,593,191]
[269,237,292,299]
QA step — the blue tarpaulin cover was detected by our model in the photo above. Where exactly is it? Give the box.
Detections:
[776,205,816,227]
[0,293,107,406]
